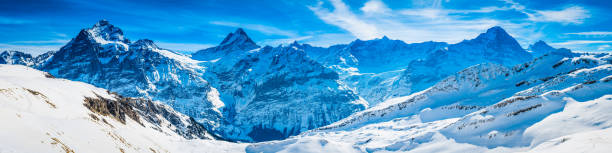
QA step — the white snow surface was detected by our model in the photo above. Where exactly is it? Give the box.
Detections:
[0,65,246,153]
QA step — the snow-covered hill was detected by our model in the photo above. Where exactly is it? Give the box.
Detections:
[0,64,247,153]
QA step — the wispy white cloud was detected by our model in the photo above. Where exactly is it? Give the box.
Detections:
[360,0,391,15]
[565,31,612,36]
[308,0,381,40]
[527,6,590,24]
[308,0,529,44]
[598,44,611,51]
[306,0,595,48]
[209,21,298,37]
[501,0,589,24]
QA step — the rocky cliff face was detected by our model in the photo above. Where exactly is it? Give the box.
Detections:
[37,20,224,131]
[0,50,35,66]
[193,30,367,142]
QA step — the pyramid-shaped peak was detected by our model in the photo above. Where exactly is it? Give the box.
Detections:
[471,26,519,44]
[531,40,556,50]
[217,28,259,50]
[528,40,558,57]
[234,28,247,35]
[481,26,514,38]
[381,35,389,40]
[532,40,551,47]
[290,40,300,46]
[486,26,506,33]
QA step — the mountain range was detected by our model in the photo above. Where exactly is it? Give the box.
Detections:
[1,20,611,152]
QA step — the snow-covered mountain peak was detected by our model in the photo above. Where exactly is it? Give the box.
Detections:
[191,28,260,61]
[348,36,400,47]
[473,26,519,46]
[530,40,553,51]
[94,19,110,27]
[528,40,574,57]
[0,50,34,66]
[130,39,159,50]
[289,40,301,47]
[218,28,259,50]
[381,35,390,40]
[85,20,128,44]
[529,40,554,52]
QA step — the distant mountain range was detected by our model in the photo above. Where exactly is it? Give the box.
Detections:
[1,20,610,152]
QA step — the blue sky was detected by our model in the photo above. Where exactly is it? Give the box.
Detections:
[0,0,611,55]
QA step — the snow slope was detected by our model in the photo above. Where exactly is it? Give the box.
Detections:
[0,64,246,153]
[303,26,535,106]
[245,53,612,153]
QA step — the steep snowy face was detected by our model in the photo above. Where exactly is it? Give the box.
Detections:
[302,38,447,106]
[246,52,612,152]
[0,65,223,153]
[449,26,532,65]
[304,27,533,106]
[247,75,612,153]
[37,21,223,130]
[0,51,34,66]
[321,51,609,131]
[218,28,258,50]
[405,26,533,94]
[347,39,447,73]
[306,38,447,74]
[191,28,260,61]
[201,35,366,141]
[88,19,128,44]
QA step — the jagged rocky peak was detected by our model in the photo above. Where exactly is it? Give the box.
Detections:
[191,28,261,60]
[0,50,34,66]
[347,35,407,50]
[289,40,300,46]
[381,35,390,40]
[90,19,127,42]
[130,39,159,50]
[287,40,311,49]
[73,19,129,45]
[218,28,259,50]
